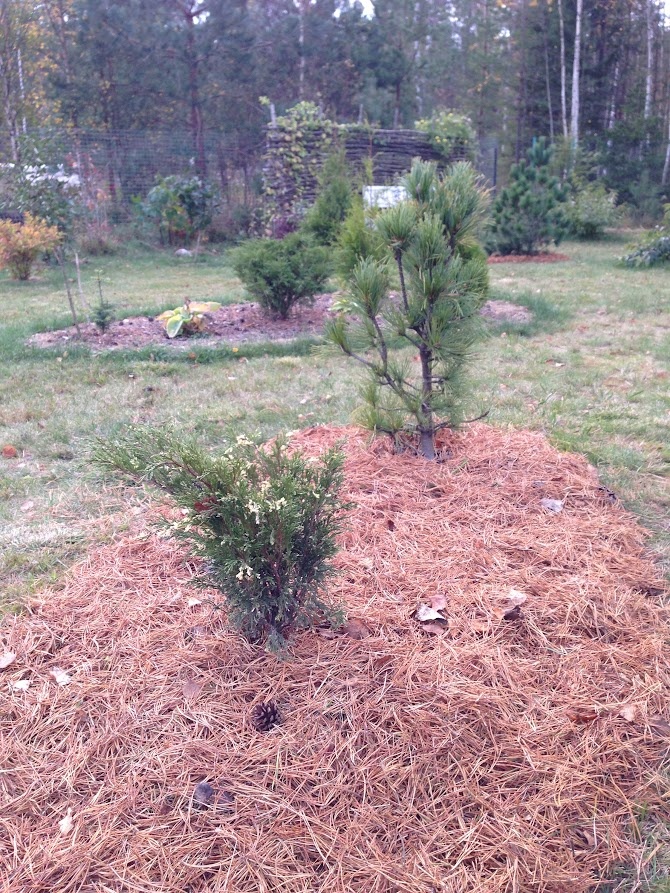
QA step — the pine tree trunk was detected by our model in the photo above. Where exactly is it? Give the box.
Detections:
[418,344,435,460]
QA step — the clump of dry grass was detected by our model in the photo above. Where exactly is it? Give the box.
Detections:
[1,424,668,893]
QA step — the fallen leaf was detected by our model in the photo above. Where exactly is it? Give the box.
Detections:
[471,619,491,633]
[49,667,71,686]
[0,651,16,669]
[566,707,598,724]
[183,679,203,699]
[372,655,394,673]
[430,594,448,611]
[421,619,449,635]
[342,618,372,639]
[58,808,74,835]
[316,627,337,639]
[192,781,215,810]
[10,679,30,692]
[648,714,670,739]
[619,705,637,722]
[1,444,18,459]
[541,497,564,513]
[187,597,202,607]
[20,500,35,512]
[415,604,444,622]
[215,789,235,810]
[507,589,528,606]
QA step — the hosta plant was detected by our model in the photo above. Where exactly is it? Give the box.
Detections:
[156,300,221,338]
[94,429,347,649]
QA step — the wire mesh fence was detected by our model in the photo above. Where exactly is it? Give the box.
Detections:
[0,128,498,224]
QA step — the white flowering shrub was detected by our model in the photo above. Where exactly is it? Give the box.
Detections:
[94,429,347,649]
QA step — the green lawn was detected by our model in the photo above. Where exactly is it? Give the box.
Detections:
[1,235,668,613]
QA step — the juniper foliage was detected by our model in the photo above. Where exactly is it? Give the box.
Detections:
[94,429,347,650]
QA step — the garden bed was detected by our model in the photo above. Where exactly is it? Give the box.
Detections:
[488,252,570,264]
[26,296,533,351]
[1,424,668,892]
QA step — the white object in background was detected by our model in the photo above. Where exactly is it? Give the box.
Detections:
[363,185,408,209]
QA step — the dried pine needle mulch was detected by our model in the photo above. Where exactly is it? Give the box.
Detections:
[1,424,669,893]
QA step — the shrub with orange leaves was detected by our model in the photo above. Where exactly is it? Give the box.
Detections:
[0,213,61,280]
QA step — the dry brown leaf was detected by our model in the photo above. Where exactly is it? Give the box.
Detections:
[10,679,30,692]
[187,597,202,607]
[541,497,564,514]
[430,594,448,611]
[372,655,394,673]
[0,651,16,670]
[316,627,337,639]
[421,619,449,635]
[619,705,637,722]
[415,604,444,622]
[58,808,74,835]
[648,714,670,739]
[471,619,491,633]
[566,707,598,724]
[49,667,71,686]
[507,589,528,606]
[182,679,203,699]
[342,618,372,639]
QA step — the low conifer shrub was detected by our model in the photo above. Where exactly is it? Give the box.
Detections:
[94,429,347,650]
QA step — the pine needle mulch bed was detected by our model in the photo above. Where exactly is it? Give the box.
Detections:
[2,424,669,893]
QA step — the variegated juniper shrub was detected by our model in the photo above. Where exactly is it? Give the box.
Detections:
[94,429,347,650]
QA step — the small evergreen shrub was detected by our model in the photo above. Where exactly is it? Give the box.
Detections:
[0,212,61,280]
[325,159,490,460]
[93,429,347,650]
[620,206,670,268]
[231,232,330,318]
[301,152,353,245]
[335,197,384,281]
[568,183,618,239]
[487,138,568,255]
[92,273,115,332]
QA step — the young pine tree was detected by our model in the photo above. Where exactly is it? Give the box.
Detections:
[325,160,489,460]
[488,138,569,255]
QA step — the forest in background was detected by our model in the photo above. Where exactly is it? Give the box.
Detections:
[1,0,670,216]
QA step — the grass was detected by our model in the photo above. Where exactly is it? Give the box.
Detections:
[1,236,668,612]
[0,235,668,889]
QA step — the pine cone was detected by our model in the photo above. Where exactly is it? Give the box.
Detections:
[250,700,281,732]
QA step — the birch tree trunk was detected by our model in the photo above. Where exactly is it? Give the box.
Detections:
[557,0,568,141]
[569,0,583,153]
[644,0,654,120]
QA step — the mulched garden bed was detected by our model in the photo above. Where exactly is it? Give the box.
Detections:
[27,295,534,352]
[1,423,668,892]
[488,252,570,264]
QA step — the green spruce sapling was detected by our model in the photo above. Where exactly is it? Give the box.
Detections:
[92,271,115,332]
[487,138,568,255]
[325,159,489,460]
[93,429,347,650]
